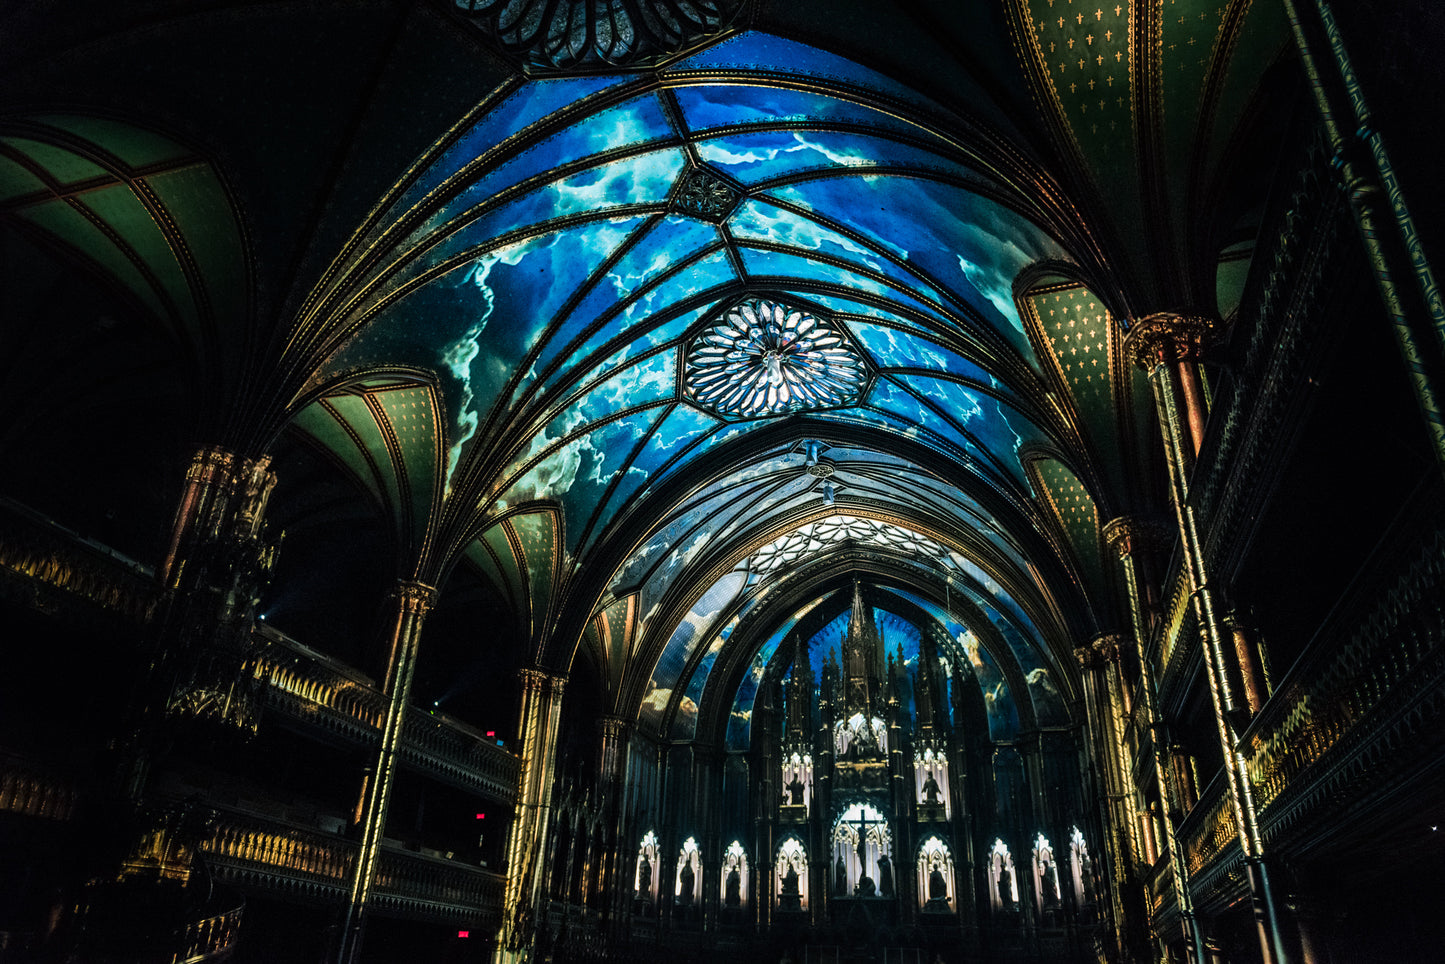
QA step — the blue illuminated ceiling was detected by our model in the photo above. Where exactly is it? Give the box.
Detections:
[288,30,1116,723]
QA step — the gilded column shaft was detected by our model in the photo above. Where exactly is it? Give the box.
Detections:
[1074,644,1132,959]
[498,667,566,962]
[1105,517,1207,964]
[338,581,435,964]
[1281,0,1445,471]
[598,715,631,930]
[1127,315,1292,964]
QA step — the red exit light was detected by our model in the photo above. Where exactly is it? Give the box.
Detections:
[458,930,469,938]
[475,812,486,819]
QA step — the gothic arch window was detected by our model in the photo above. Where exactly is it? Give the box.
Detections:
[675,835,701,909]
[721,839,749,910]
[634,830,660,908]
[914,746,950,817]
[781,750,813,813]
[1069,826,1096,906]
[989,839,1018,912]
[831,802,894,898]
[916,836,955,913]
[775,837,809,911]
[1032,833,1061,914]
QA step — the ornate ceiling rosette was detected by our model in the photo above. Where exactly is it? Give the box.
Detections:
[453,0,745,70]
[684,298,870,420]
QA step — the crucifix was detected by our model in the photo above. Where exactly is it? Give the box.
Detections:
[843,807,886,896]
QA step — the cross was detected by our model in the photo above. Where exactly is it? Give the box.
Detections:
[845,807,884,867]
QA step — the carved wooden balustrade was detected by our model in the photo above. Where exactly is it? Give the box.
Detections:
[0,756,79,821]
[257,627,520,803]
[200,806,504,925]
[0,495,158,622]
[1191,126,1345,571]
[1241,497,1445,853]
[1175,494,1445,911]
[170,902,245,963]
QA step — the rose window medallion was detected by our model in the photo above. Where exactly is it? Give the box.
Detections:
[684,299,869,419]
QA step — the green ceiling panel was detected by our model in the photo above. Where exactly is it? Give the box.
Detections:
[326,393,403,519]
[0,154,47,201]
[1034,458,1105,597]
[372,384,441,539]
[145,164,247,327]
[1,137,107,184]
[482,521,523,615]
[508,510,558,643]
[1021,1,1139,203]
[81,183,191,319]
[1160,1,1232,205]
[15,197,169,323]
[291,401,385,505]
[1030,284,1127,494]
[463,538,509,612]
[1206,0,1290,173]
[33,115,190,168]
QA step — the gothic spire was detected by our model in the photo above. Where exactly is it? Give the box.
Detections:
[841,579,883,717]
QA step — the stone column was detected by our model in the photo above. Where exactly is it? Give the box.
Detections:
[597,715,631,937]
[1124,314,1293,964]
[1104,516,1209,964]
[1221,611,1271,716]
[1074,643,1134,959]
[496,667,567,964]
[337,580,435,964]
[1281,0,1445,472]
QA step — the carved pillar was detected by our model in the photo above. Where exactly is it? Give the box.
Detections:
[1281,0,1445,472]
[1124,315,1293,964]
[337,580,435,964]
[1221,611,1271,716]
[598,715,631,936]
[496,667,567,964]
[1075,643,1134,961]
[1104,516,1209,964]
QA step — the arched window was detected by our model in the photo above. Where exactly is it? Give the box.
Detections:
[1069,826,1096,906]
[634,830,660,904]
[831,802,893,897]
[775,837,809,911]
[781,750,813,813]
[916,836,955,912]
[674,835,701,908]
[720,839,749,909]
[989,839,1018,912]
[1032,833,1061,913]
[914,746,950,816]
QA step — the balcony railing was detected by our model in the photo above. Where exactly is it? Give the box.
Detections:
[0,495,158,623]
[0,756,79,821]
[257,627,519,803]
[201,805,504,926]
[1176,489,1445,905]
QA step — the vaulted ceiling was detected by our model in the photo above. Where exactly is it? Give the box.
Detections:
[0,0,1295,733]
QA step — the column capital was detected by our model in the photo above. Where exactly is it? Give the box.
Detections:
[1074,644,1103,670]
[1102,515,1172,559]
[1122,313,1217,369]
[185,444,239,484]
[1091,634,1127,663]
[392,580,437,615]
[519,665,568,693]
[599,715,631,741]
